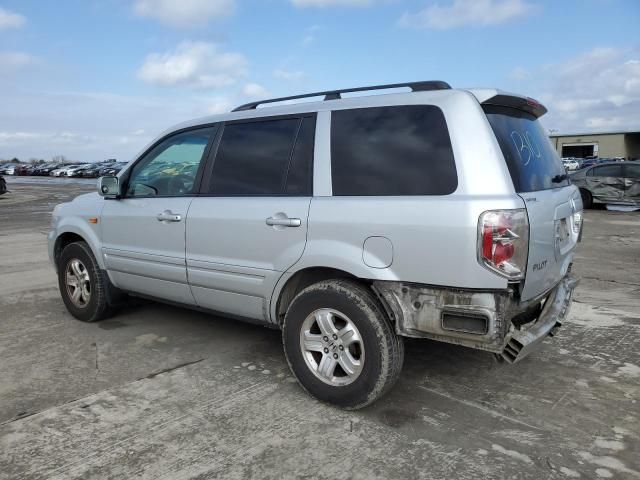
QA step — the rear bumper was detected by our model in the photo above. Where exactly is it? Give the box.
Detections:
[373,272,580,360]
[500,273,579,363]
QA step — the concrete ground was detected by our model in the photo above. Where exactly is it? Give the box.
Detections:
[1,177,638,480]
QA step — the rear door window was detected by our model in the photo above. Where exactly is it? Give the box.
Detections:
[591,164,623,177]
[484,106,569,193]
[331,105,457,196]
[207,116,313,196]
[285,117,315,195]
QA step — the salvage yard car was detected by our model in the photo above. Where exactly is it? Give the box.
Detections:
[48,81,583,409]
[98,162,127,176]
[570,162,640,208]
[562,158,580,171]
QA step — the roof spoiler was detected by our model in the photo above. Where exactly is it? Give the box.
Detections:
[482,94,547,118]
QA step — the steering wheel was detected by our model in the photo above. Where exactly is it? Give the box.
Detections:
[167,174,194,195]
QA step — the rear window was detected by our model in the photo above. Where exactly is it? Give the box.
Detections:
[485,106,569,193]
[331,105,457,196]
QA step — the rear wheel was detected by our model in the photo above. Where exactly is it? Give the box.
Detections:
[580,189,593,209]
[58,241,112,322]
[282,279,404,409]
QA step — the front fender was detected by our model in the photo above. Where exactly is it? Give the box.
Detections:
[50,195,105,271]
[52,219,105,270]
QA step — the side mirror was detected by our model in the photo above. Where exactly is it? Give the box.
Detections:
[98,176,121,198]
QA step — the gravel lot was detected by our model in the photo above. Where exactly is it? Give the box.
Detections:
[1,177,639,480]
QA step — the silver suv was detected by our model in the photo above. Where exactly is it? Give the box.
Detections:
[49,81,582,409]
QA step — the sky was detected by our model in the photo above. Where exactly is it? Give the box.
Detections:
[0,0,639,162]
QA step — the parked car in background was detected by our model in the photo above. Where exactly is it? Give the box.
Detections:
[50,167,69,177]
[50,164,84,177]
[49,81,582,409]
[80,165,102,178]
[2,164,18,175]
[32,163,61,176]
[14,164,37,175]
[579,158,601,169]
[66,164,93,177]
[570,162,640,207]
[98,162,127,176]
[562,158,580,171]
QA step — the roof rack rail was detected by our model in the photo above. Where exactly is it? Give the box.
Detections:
[232,80,451,112]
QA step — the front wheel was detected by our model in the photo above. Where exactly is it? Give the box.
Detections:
[282,279,404,409]
[57,241,112,322]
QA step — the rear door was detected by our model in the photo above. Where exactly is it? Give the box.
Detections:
[623,163,640,204]
[586,164,624,203]
[485,106,581,301]
[186,114,315,321]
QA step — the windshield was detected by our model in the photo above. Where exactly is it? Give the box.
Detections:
[484,106,569,192]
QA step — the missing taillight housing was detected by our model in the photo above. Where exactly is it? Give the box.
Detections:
[478,209,529,280]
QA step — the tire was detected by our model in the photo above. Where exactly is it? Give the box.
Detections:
[580,189,593,209]
[57,241,112,322]
[282,279,404,409]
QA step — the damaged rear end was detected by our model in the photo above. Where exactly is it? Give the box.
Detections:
[375,91,582,363]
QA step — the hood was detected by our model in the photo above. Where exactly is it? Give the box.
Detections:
[73,192,101,203]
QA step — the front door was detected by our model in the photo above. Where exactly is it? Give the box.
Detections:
[623,163,640,204]
[186,115,315,321]
[101,126,216,304]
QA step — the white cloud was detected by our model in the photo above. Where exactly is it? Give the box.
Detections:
[291,0,373,7]
[137,41,247,89]
[202,97,234,115]
[399,0,535,29]
[301,24,322,46]
[0,52,36,72]
[511,47,640,133]
[242,83,268,98]
[274,69,305,81]
[0,90,233,162]
[133,0,235,28]
[0,7,25,30]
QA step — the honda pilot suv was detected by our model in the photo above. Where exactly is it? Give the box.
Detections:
[49,81,582,409]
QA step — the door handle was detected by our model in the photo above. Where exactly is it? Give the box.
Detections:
[156,210,182,223]
[266,216,301,227]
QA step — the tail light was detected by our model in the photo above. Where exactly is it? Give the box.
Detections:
[478,209,529,280]
[572,210,583,235]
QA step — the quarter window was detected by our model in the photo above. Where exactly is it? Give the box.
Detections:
[331,105,457,196]
[624,163,640,179]
[126,127,214,197]
[208,116,313,196]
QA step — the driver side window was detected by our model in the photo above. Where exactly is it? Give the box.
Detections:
[126,127,215,197]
